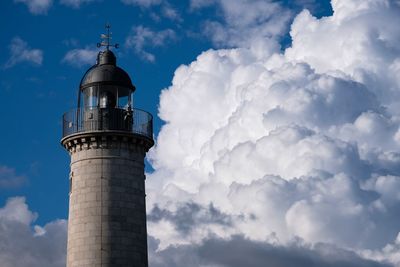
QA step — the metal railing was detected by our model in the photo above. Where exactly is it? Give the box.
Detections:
[62,107,153,140]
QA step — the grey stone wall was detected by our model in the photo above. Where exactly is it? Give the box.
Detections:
[65,135,149,267]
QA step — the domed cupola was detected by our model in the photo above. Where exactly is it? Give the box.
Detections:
[80,50,135,92]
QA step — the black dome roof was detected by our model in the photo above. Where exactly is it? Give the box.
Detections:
[80,50,135,91]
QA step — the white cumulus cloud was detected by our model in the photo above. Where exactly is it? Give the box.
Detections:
[145,0,400,266]
[125,25,176,62]
[121,0,162,7]
[189,0,215,10]
[198,0,291,48]
[286,1,400,104]
[4,37,43,68]
[0,165,27,189]
[0,197,67,267]
[14,0,53,15]
[121,0,181,22]
[59,0,95,8]
[62,47,99,67]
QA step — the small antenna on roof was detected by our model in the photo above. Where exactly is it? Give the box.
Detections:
[97,23,119,50]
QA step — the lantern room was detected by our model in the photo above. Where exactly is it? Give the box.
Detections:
[61,26,153,142]
[78,49,135,110]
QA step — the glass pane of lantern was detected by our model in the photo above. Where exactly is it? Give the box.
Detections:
[84,86,98,108]
[118,95,129,108]
[117,87,132,108]
[100,91,117,108]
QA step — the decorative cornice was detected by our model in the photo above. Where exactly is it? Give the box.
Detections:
[61,131,154,154]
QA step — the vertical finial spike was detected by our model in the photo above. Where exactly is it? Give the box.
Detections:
[97,23,119,51]
[105,23,110,50]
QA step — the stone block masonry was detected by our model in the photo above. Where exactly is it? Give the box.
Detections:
[63,133,151,267]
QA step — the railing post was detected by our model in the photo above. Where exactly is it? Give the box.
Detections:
[62,108,153,140]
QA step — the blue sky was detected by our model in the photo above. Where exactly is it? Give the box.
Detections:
[4,1,400,266]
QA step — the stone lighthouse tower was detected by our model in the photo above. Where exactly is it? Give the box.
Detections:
[61,26,154,267]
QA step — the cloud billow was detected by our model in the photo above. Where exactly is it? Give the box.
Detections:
[59,0,95,8]
[4,37,43,69]
[149,235,393,267]
[125,25,177,62]
[148,202,235,235]
[146,0,400,266]
[198,0,292,48]
[0,165,27,189]
[14,0,53,15]
[62,47,99,67]
[0,197,67,267]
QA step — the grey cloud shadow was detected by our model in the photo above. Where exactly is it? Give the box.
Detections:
[149,235,393,267]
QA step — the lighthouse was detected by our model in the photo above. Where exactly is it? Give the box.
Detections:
[61,26,154,267]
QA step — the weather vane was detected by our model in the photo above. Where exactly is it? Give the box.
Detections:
[97,23,119,50]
